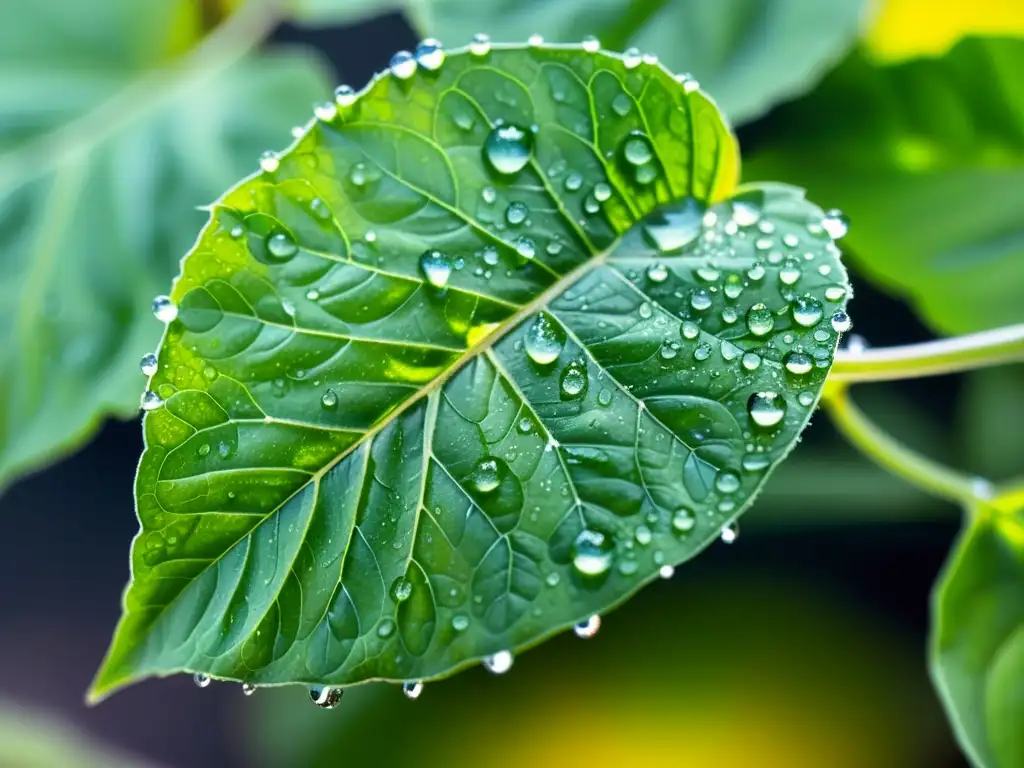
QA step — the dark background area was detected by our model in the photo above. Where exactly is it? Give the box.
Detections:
[0,12,975,768]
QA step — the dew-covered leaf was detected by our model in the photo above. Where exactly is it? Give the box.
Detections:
[91,42,849,701]
[0,0,331,492]
[744,36,1024,336]
[291,0,869,124]
[932,498,1024,768]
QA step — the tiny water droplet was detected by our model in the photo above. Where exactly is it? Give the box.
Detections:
[830,310,852,332]
[693,342,712,361]
[690,289,712,312]
[259,151,279,173]
[484,124,533,175]
[267,230,298,261]
[612,93,632,116]
[747,263,766,281]
[471,457,502,493]
[623,47,642,68]
[377,618,396,638]
[483,650,514,674]
[715,471,740,494]
[452,614,469,632]
[622,132,653,165]
[676,72,700,93]
[152,295,177,323]
[681,320,700,340]
[515,236,536,259]
[564,172,583,192]
[647,263,669,283]
[572,528,614,576]
[582,35,600,52]
[825,286,847,302]
[414,38,445,71]
[528,33,544,47]
[798,391,816,407]
[747,391,787,427]
[419,249,452,288]
[659,564,675,579]
[779,259,802,286]
[505,201,529,225]
[389,50,417,79]
[310,685,343,709]
[390,576,413,602]
[524,314,566,365]
[741,352,761,371]
[783,351,813,375]
[742,454,771,472]
[822,209,849,239]
[242,683,257,696]
[403,681,424,700]
[720,523,739,544]
[672,508,696,533]
[140,353,158,376]
[334,84,356,107]
[597,388,613,407]
[470,33,491,56]
[141,391,164,411]
[792,295,824,327]
[560,361,588,398]
[574,614,601,638]
[314,101,336,121]
[745,303,774,336]
[194,673,211,688]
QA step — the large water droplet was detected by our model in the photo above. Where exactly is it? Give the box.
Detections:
[623,134,653,166]
[140,353,158,376]
[623,47,642,69]
[822,209,849,239]
[469,33,491,56]
[715,471,740,494]
[560,362,588,399]
[779,259,802,286]
[266,230,298,262]
[313,101,337,121]
[334,84,356,107]
[515,236,536,260]
[310,685,343,709]
[152,295,177,323]
[524,314,565,365]
[377,619,396,638]
[792,296,823,327]
[690,289,712,312]
[414,38,445,71]
[419,249,452,288]
[642,198,704,252]
[452,614,469,632]
[783,351,813,375]
[506,201,528,225]
[574,614,601,638]
[747,391,787,427]
[141,391,164,411]
[390,575,413,602]
[470,458,502,493]
[572,528,614,576]
[403,681,424,700]
[745,303,774,336]
[389,50,417,79]
[483,125,533,176]
[483,650,514,674]
[741,352,761,371]
[831,310,852,332]
[694,342,712,361]
[672,508,696,534]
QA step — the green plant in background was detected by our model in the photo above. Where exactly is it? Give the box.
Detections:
[2,0,1023,766]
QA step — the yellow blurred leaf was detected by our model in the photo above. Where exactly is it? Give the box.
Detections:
[866,0,1024,61]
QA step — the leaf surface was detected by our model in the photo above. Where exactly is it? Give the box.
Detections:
[932,497,1024,768]
[744,36,1024,335]
[0,0,331,492]
[92,43,849,699]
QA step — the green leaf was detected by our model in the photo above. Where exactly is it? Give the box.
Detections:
[0,699,157,768]
[0,0,331,492]
[932,499,1024,767]
[743,36,1024,336]
[91,43,849,701]
[291,0,870,124]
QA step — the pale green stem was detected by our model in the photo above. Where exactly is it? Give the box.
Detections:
[822,384,980,506]
[830,323,1024,383]
[0,0,281,188]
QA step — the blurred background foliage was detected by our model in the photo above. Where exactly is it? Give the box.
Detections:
[0,0,1022,766]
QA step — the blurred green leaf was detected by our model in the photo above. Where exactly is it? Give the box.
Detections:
[90,44,849,701]
[291,0,870,124]
[0,0,331,493]
[932,499,1024,767]
[0,699,159,768]
[744,36,1024,336]
[959,367,1024,482]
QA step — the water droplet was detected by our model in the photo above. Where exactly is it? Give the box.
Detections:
[452,614,469,632]
[266,230,298,261]
[484,124,533,176]
[798,391,816,407]
[690,289,712,312]
[242,683,257,696]
[748,391,787,428]
[560,362,588,398]
[783,351,813,375]
[470,33,491,56]
[564,172,583,192]
[672,508,696,533]
[742,454,771,472]
[732,201,760,227]
[681,320,700,340]
[659,564,675,579]
[597,388,613,407]
[779,259,802,285]
[140,353,158,376]
[593,182,612,203]
[572,528,614,576]
[414,38,445,71]
[720,523,739,544]
[792,296,823,327]
[676,72,700,93]
[582,35,600,52]
[390,576,413,602]
[694,342,712,361]
[642,198,704,252]
[310,198,331,220]
[659,343,678,360]
[715,471,740,494]
[638,302,653,319]
[152,295,177,323]
[723,273,744,299]
[623,132,653,165]
[481,185,497,204]
[194,673,211,688]
[484,650,514,674]
[612,93,632,116]
[647,263,669,283]
[574,614,601,638]
[524,314,566,365]
[141,391,164,411]
[623,47,642,68]
[419,249,452,288]
[482,246,499,266]
[822,209,849,239]
[825,286,847,302]
[403,681,424,699]
[334,84,356,107]
[310,685,343,709]
[831,310,852,332]
[259,150,279,173]
[741,352,761,371]
[515,237,536,259]
[528,33,544,47]
[745,303,774,336]
[377,619,396,638]
[546,571,561,587]
[389,50,417,79]
[747,263,766,281]
[314,100,336,121]
[198,443,211,458]
[505,201,528,225]
[470,458,502,493]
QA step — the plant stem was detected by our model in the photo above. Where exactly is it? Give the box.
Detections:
[822,384,980,506]
[830,324,1024,383]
